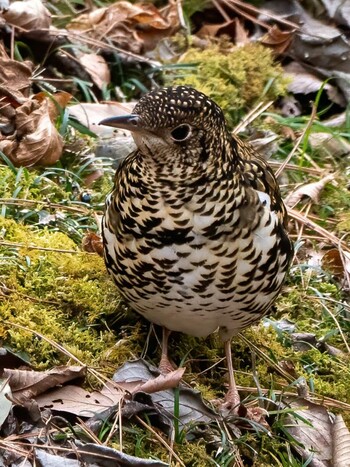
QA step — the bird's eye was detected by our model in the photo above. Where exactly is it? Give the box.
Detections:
[170,124,191,142]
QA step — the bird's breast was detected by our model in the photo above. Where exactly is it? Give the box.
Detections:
[103,183,290,338]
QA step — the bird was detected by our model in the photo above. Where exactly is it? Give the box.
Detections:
[100,86,293,410]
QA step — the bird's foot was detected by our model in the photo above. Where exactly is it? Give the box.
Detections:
[221,386,241,414]
[215,389,269,426]
[159,354,176,375]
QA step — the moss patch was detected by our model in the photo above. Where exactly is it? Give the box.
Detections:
[172,42,287,126]
[0,217,143,371]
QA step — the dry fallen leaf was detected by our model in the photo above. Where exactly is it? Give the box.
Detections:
[284,62,346,107]
[134,367,185,394]
[260,25,295,54]
[284,397,332,465]
[67,1,179,54]
[1,365,86,399]
[78,53,111,90]
[68,101,135,135]
[197,18,249,45]
[333,415,350,467]
[35,91,72,121]
[35,384,122,416]
[0,54,32,97]
[2,0,51,30]
[0,94,66,167]
[82,232,104,257]
[285,173,336,208]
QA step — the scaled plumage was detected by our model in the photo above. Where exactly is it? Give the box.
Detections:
[101,86,293,408]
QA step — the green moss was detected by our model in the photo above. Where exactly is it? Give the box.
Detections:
[0,165,68,201]
[175,440,213,466]
[337,213,350,233]
[172,42,287,125]
[318,181,350,230]
[0,217,140,370]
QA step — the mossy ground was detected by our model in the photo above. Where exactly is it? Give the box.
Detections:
[171,42,288,126]
[1,37,349,466]
[0,216,144,371]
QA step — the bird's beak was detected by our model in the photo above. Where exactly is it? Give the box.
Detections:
[99,114,140,132]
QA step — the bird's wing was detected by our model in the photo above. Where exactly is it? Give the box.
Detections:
[233,136,289,229]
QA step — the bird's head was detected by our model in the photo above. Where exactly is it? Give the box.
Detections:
[100,86,230,176]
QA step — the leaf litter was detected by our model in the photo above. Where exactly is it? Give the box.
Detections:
[0,0,350,464]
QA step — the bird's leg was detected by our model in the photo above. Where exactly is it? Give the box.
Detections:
[159,327,175,374]
[223,339,240,411]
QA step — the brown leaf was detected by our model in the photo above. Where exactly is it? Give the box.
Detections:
[285,173,335,208]
[197,19,246,42]
[1,365,86,399]
[78,54,111,90]
[2,0,51,30]
[82,232,104,257]
[35,384,122,416]
[260,25,295,54]
[0,54,32,97]
[134,368,185,394]
[35,91,72,120]
[322,249,350,278]
[333,415,350,467]
[284,397,332,465]
[67,1,179,54]
[0,96,64,167]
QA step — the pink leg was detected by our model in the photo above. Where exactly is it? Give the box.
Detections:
[223,339,240,411]
[159,328,175,374]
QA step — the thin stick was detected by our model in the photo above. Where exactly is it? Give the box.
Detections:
[0,198,91,214]
[0,240,82,254]
[289,207,350,252]
[212,0,231,21]
[233,101,273,134]
[223,0,300,29]
[276,103,317,177]
[135,416,186,467]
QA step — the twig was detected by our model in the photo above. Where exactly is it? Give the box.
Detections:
[233,101,273,134]
[288,208,350,252]
[135,415,186,467]
[221,0,270,29]
[222,0,300,29]
[309,288,350,354]
[0,198,91,215]
[276,103,317,177]
[0,240,83,254]
[212,0,231,22]
[269,161,325,176]
[5,322,125,392]
[0,284,60,306]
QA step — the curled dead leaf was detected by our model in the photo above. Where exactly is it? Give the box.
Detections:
[67,1,179,54]
[333,415,350,467]
[0,92,70,167]
[197,18,249,45]
[261,25,295,54]
[2,0,51,30]
[0,57,32,97]
[134,367,185,394]
[285,173,336,208]
[35,91,72,120]
[82,232,104,257]
[1,365,86,399]
[78,53,111,90]
[322,249,350,279]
